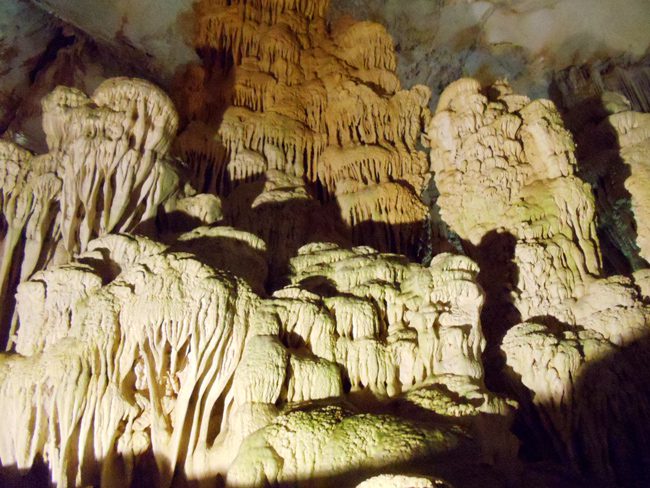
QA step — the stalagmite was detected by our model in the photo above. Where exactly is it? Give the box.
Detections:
[226,406,461,488]
[572,94,650,270]
[0,142,61,346]
[284,244,487,392]
[425,79,602,339]
[0,78,184,349]
[426,78,650,487]
[502,313,650,486]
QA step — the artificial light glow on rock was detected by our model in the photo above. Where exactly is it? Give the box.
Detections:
[0,0,649,487]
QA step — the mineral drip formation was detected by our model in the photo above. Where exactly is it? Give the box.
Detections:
[571,91,650,272]
[426,78,650,487]
[0,233,513,486]
[0,78,184,349]
[175,0,432,259]
[1,0,650,487]
[0,36,514,485]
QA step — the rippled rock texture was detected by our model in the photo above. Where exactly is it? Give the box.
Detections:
[1,1,650,487]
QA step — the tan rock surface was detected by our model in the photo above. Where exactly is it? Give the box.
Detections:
[175,0,432,257]
[573,95,650,270]
[0,78,184,349]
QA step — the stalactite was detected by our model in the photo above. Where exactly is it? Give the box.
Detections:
[181,0,433,256]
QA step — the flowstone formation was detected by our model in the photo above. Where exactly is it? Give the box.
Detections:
[0,234,513,486]
[425,78,601,332]
[425,78,650,487]
[570,92,650,272]
[0,15,515,482]
[2,1,650,487]
[0,77,188,349]
[174,0,432,261]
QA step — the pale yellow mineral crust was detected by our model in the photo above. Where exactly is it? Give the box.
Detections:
[425,79,602,323]
[573,95,650,269]
[5,0,648,486]
[0,230,505,486]
[0,78,184,349]
[426,79,650,487]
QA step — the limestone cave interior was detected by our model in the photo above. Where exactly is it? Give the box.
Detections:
[1,0,650,487]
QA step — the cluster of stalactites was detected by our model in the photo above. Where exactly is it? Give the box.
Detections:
[180,0,431,257]
[280,244,487,392]
[41,77,181,255]
[0,233,257,486]
[572,93,650,271]
[0,142,62,346]
[0,78,184,350]
[43,78,178,155]
[0,227,496,486]
[194,0,322,70]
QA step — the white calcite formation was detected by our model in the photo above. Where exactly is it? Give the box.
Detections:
[41,78,182,255]
[226,406,459,487]
[0,228,512,486]
[284,245,487,385]
[0,141,61,346]
[502,313,650,485]
[572,93,650,270]
[425,78,601,325]
[1,0,650,487]
[0,234,256,487]
[425,78,650,486]
[0,65,513,483]
[356,474,452,488]
[0,77,191,349]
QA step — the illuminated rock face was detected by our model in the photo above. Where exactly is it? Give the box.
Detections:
[571,93,650,271]
[0,234,509,486]
[175,0,432,259]
[0,77,191,348]
[425,78,602,326]
[1,1,650,488]
[0,53,508,486]
[425,79,650,487]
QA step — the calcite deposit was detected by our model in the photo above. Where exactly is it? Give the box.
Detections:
[0,77,190,349]
[1,0,650,487]
[570,93,650,271]
[0,233,511,486]
[0,23,513,482]
[174,0,432,259]
[425,78,601,326]
[426,78,650,487]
